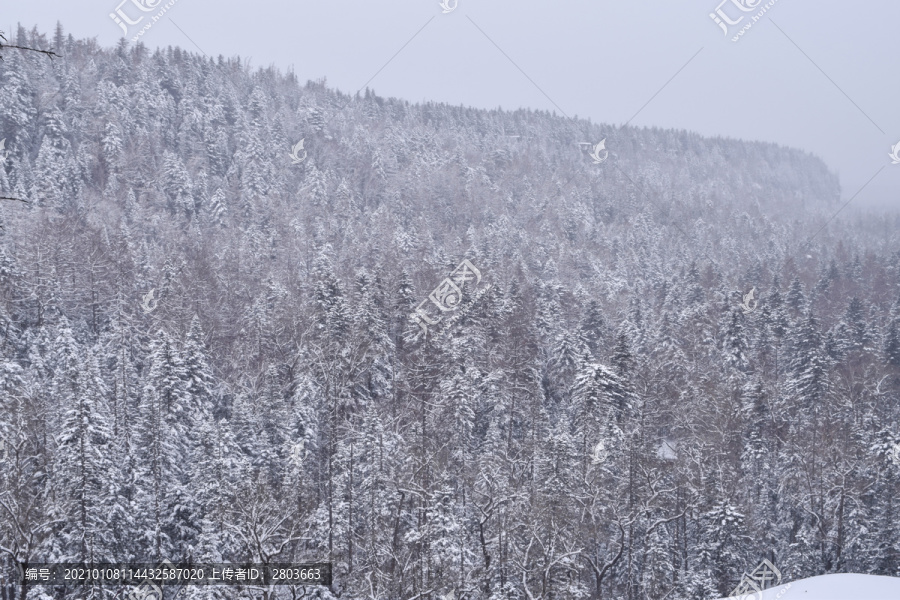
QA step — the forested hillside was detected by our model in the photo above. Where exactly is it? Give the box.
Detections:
[1,24,899,600]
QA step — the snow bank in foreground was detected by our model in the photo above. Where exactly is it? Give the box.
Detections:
[718,573,900,600]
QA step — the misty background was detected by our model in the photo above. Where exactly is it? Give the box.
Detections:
[7,0,899,211]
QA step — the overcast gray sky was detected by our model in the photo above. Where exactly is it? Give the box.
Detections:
[7,1,899,211]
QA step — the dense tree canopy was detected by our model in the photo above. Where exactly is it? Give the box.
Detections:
[1,23,899,600]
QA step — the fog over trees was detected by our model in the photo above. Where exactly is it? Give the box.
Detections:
[1,24,899,600]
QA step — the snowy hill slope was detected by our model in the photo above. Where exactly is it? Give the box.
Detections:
[719,573,900,600]
[3,24,900,600]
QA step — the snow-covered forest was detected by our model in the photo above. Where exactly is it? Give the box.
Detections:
[1,24,900,600]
